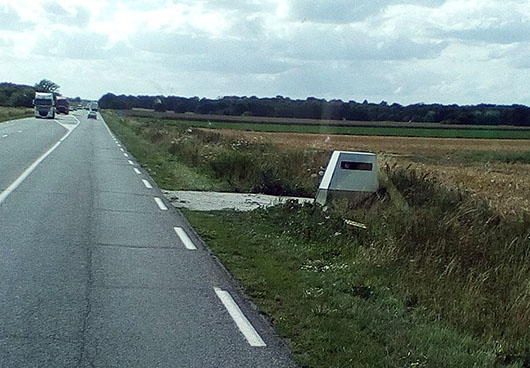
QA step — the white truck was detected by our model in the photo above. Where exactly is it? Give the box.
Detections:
[33,92,55,119]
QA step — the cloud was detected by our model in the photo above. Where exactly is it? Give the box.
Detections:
[284,0,446,23]
[28,30,133,60]
[0,5,32,30]
[1,0,530,105]
[273,24,446,61]
[41,2,91,26]
[129,30,291,74]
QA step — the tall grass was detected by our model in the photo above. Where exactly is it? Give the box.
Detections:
[325,168,530,361]
[229,166,530,365]
[0,106,33,123]
[381,169,530,347]
[109,113,329,196]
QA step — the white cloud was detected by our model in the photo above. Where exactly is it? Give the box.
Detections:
[0,0,528,104]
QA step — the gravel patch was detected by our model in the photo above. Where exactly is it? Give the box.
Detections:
[162,190,314,211]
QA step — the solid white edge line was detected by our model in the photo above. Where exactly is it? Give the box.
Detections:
[128,160,134,165]
[214,287,266,347]
[123,153,129,157]
[0,123,78,205]
[133,168,141,174]
[154,197,168,211]
[142,179,153,189]
[174,227,197,250]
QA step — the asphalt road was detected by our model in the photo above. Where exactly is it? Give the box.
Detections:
[0,112,296,367]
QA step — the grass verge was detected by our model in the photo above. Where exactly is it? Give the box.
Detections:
[102,110,327,195]
[184,169,530,367]
[0,106,33,123]
[102,110,228,191]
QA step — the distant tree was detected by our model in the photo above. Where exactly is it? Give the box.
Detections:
[153,97,166,112]
[8,89,33,107]
[34,79,60,93]
[94,92,530,127]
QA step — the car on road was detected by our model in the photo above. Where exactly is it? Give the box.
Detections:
[88,111,97,119]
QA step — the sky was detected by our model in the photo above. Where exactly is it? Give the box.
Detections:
[1,0,530,105]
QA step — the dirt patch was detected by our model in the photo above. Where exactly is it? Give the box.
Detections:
[163,190,313,211]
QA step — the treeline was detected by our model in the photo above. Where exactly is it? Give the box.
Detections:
[99,93,530,126]
[0,83,35,107]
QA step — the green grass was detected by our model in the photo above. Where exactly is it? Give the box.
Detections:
[102,111,228,191]
[102,111,327,195]
[183,168,530,367]
[160,119,530,139]
[184,205,521,367]
[0,106,33,123]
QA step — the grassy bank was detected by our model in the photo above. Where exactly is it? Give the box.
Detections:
[103,110,327,195]
[0,106,33,123]
[103,110,530,367]
[185,169,530,367]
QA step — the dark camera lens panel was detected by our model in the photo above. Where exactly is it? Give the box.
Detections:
[340,161,373,171]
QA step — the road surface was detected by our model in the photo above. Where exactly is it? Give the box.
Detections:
[0,112,295,367]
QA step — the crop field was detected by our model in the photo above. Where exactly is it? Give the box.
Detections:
[199,128,530,214]
[155,118,530,139]
[125,109,530,139]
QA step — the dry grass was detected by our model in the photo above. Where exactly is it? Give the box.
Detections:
[201,128,530,214]
[402,161,530,214]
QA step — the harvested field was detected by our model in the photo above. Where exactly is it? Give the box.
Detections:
[200,128,529,155]
[200,128,530,214]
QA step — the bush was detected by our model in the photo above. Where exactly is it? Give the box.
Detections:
[208,151,261,191]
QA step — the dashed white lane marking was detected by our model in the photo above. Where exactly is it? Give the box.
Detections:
[17,130,22,133]
[214,287,266,347]
[1,134,7,138]
[133,168,141,175]
[123,153,129,158]
[174,227,197,250]
[120,148,125,152]
[142,179,153,189]
[154,197,168,211]
[117,144,122,148]
[0,122,79,205]
[128,160,134,165]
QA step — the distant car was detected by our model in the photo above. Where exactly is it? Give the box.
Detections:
[88,111,97,119]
